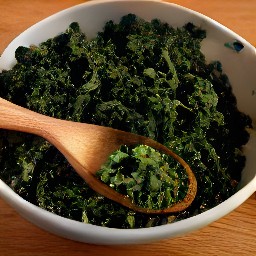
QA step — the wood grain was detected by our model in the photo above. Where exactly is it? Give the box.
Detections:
[0,0,256,255]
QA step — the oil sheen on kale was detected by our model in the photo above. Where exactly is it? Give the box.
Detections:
[0,14,252,228]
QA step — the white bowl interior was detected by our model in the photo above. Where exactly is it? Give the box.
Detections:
[0,0,256,245]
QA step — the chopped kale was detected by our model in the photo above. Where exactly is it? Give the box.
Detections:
[0,15,252,228]
[97,145,188,211]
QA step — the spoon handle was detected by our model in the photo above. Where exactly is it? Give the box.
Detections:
[0,97,50,137]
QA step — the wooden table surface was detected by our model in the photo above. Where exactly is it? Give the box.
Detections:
[0,0,256,255]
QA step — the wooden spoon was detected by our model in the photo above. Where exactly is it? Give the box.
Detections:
[0,97,197,214]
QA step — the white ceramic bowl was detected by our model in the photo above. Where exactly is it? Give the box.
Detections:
[1,0,256,245]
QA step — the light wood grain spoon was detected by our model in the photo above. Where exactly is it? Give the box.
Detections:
[0,97,197,214]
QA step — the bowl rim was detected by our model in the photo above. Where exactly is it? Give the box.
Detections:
[1,177,255,244]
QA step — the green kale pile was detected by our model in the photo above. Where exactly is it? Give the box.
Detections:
[98,144,189,211]
[0,14,251,228]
